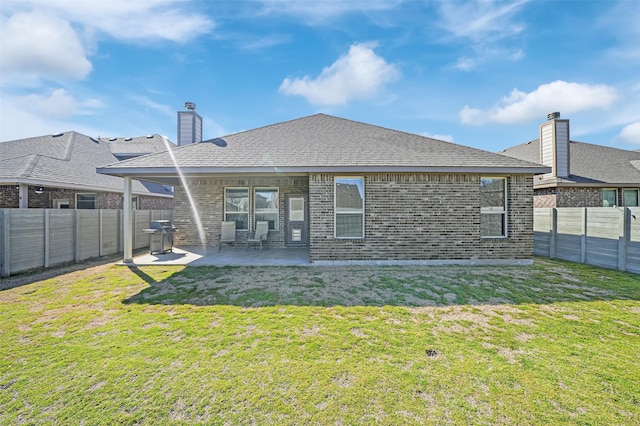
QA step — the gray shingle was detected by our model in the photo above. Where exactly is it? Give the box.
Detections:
[500,139,640,184]
[0,131,173,195]
[101,114,547,172]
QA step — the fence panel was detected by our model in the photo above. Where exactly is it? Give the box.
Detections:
[533,208,552,257]
[78,210,101,261]
[534,207,640,273]
[101,210,120,256]
[10,209,46,274]
[134,210,151,250]
[49,210,75,266]
[1,209,170,277]
[555,208,584,263]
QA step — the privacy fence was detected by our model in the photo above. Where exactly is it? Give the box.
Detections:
[534,207,640,273]
[1,209,171,277]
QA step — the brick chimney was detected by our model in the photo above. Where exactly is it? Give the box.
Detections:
[177,101,203,146]
[540,112,570,179]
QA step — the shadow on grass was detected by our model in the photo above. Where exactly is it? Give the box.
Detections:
[122,258,640,308]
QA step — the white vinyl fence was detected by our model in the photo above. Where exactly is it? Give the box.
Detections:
[534,207,640,273]
[1,209,171,277]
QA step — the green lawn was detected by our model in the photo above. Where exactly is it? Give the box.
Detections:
[1,258,639,425]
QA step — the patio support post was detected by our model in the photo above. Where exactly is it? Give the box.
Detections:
[123,176,133,263]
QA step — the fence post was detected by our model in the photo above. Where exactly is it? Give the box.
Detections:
[619,208,629,271]
[44,209,50,268]
[99,209,104,257]
[2,209,10,277]
[549,208,557,259]
[74,209,80,263]
[580,208,587,264]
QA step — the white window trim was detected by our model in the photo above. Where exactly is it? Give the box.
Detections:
[254,187,279,230]
[76,193,97,209]
[480,177,508,239]
[334,176,365,239]
[224,187,249,231]
[602,188,618,207]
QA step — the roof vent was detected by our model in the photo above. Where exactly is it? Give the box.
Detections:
[547,112,560,120]
[185,101,196,110]
[52,132,63,137]
[109,137,117,141]
[124,137,133,141]
[146,135,154,139]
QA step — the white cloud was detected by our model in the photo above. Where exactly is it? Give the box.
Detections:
[436,0,529,42]
[617,121,640,144]
[0,11,92,81]
[24,88,79,119]
[0,90,106,141]
[0,1,214,85]
[422,133,454,142]
[460,80,619,125]
[279,42,399,106]
[6,0,215,43]
[258,0,402,24]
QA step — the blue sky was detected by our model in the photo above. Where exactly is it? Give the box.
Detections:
[1,0,639,152]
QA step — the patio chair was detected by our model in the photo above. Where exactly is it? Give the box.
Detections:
[246,221,269,252]
[219,221,237,252]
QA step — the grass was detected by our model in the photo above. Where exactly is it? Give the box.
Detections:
[1,258,639,425]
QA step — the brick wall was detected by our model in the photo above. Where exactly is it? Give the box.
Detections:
[172,176,309,246]
[0,186,19,208]
[533,187,603,208]
[309,173,534,262]
[0,185,172,210]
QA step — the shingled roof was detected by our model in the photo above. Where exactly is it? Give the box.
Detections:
[103,134,172,159]
[98,114,549,178]
[0,131,173,196]
[500,138,640,186]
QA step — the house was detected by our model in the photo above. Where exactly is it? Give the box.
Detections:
[97,114,549,265]
[500,112,640,208]
[0,132,174,209]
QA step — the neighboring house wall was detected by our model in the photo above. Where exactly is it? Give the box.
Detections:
[172,176,309,247]
[309,173,533,262]
[0,186,19,208]
[0,186,172,209]
[534,187,605,208]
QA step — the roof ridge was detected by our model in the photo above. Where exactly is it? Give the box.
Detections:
[19,153,41,177]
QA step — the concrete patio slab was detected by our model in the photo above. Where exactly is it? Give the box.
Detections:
[124,246,310,267]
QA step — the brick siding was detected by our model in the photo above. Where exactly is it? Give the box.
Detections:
[172,176,309,247]
[172,173,535,262]
[533,187,606,208]
[0,185,172,209]
[0,186,19,208]
[309,173,534,262]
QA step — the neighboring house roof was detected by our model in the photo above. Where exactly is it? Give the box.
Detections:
[500,139,640,187]
[103,134,172,159]
[98,114,549,180]
[0,131,173,196]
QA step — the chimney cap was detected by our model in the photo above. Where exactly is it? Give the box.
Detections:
[547,112,561,120]
[185,101,196,110]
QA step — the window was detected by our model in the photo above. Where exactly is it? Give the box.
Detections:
[76,193,97,209]
[254,188,279,230]
[480,177,507,238]
[623,189,638,207]
[335,177,364,238]
[602,189,618,207]
[225,188,249,230]
[131,196,138,210]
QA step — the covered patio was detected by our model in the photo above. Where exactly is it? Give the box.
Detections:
[125,246,310,267]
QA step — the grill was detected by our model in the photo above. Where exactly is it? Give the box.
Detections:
[143,220,176,254]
